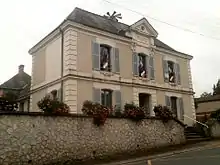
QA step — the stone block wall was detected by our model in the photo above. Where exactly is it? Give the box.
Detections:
[0,113,185,165]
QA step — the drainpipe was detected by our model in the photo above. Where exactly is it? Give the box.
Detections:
[60,27,64,102]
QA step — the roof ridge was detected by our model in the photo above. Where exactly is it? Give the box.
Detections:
[73,7,130,27]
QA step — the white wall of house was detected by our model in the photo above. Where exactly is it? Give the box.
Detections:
[45,35,62,83]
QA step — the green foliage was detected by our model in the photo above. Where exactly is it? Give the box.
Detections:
[82,100,112,126]
[200,92,212,98]
[37,95,69,114]
[210,108,220,122]
[124,103,146,122]
[0,97,18,112]
[213,79,220,95]
[153,105,173,122]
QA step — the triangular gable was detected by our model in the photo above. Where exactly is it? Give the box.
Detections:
[130,18,158,37]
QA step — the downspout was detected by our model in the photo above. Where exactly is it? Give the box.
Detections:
[60,28,64,102]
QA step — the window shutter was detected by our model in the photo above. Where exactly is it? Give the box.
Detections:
[114,90,121,111]
[57,88,62,101]
[92,41,100,70]
[165,95,171,107]
[178,98,184,121]
[163,59,169,82]
[112,48,120,73]
[93,88,101,104]
[111,48,115,72]
[176,63,181,85]
[149,56,155,80]
[133,52,138,75]
[145,55,149,78]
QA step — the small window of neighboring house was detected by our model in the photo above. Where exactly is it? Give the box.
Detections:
[133,53,155,80]
[92,41,120,73]
[20,102,24,112]
[93,88,121,110]
[163,60,181,84]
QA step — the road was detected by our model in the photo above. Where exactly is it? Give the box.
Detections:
[149,147,220,165]
[97,142,220,165]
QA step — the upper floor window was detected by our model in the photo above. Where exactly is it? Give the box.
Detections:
[100,45,111,71]
[163,60,181,84]
[92,41,120,73]
[133,53,155,80]
[138,54,147,78]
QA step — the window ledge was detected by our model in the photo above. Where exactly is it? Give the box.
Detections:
[133,76,155,83]
[93,70,119,77]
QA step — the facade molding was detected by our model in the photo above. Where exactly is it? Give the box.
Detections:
[30,73,194,96]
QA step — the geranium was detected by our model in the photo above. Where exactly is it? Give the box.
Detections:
[124,103,146,121]
[82,101,111,126]
[153,105,173,122]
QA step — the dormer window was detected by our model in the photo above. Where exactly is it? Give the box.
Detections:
[133,53,155,80]
[138,54,147,78]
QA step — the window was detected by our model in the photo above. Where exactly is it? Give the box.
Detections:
[168,61,175,83]
[100,45,111,71]
[138,54,147,78]
[92,41,120,73]
[170,96,178,117]
[20,102,24,112]
[133,53,155,79]
[139,93,151,115]
[101,89,112,108]
[165,95,184,121]
[163,60,181,84]
[93,88,121,110]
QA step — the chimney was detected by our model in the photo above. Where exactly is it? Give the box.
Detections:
[18,65,24,73]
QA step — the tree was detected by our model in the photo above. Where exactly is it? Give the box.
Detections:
[213,79,220,95]
[200,92,212,98]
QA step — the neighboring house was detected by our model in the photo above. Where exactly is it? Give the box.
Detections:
[195,95,220,121]
[29,8,195,126]
[0,65,31,111]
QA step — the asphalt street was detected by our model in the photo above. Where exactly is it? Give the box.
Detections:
[96,142,220,165]
[132,146,220,165]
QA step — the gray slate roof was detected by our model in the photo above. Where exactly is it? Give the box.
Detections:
[0,72,31,100]
[66,7,178,53]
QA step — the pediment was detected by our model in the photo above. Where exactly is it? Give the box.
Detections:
[130,18,158,37]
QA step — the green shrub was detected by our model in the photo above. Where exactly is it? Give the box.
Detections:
[82,100,111,126]
[0,97,18,112]
[37,95,69,114]
[124,103,146,122]
[210,109,220,122]
[153,105,173,122]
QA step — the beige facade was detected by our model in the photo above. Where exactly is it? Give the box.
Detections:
[29,9,195,126]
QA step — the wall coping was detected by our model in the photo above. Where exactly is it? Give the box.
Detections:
[0,111,186,127]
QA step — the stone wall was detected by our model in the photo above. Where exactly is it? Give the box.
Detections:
[210,121,220,138]
[0,113,185,165]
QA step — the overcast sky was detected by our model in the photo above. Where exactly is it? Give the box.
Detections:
[0,0,220,97]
